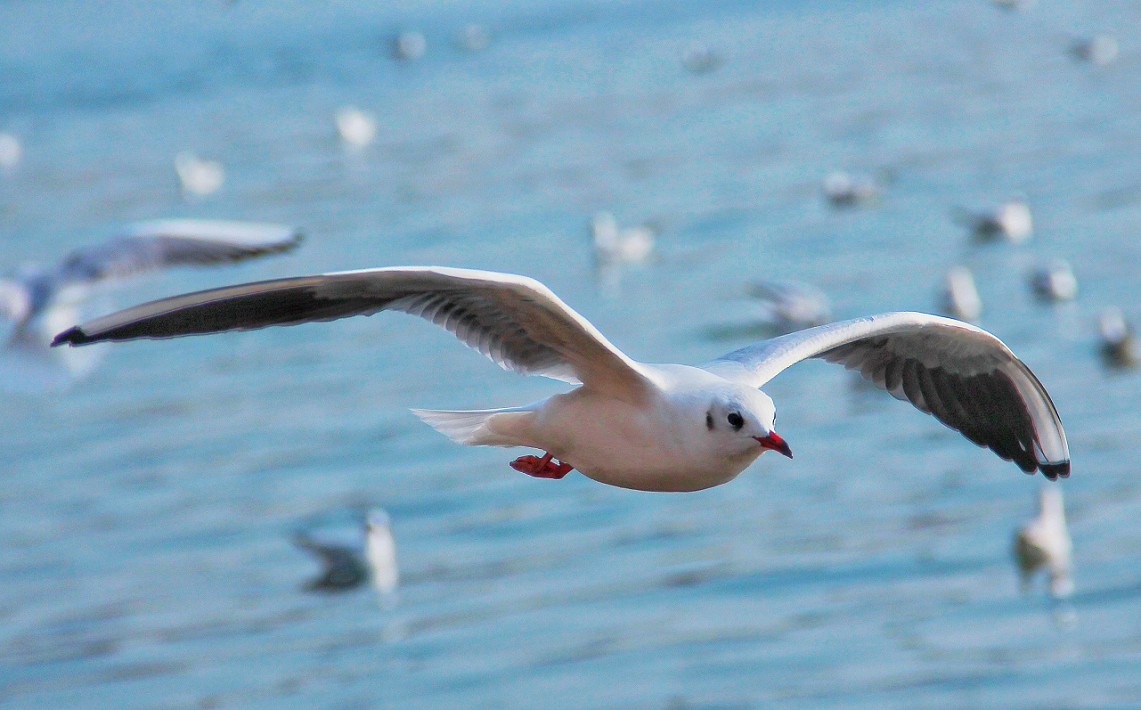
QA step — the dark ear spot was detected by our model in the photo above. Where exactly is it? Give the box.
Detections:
[705,411,714,430]
[727,412,744,430]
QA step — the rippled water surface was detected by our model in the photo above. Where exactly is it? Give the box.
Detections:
[3,1,1140,707]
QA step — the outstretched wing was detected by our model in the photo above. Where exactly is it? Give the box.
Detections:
[53,219,303,285]
[53,266,654,402]
[701,312,1069,479]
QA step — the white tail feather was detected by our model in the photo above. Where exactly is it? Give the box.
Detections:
[411,407,532,447]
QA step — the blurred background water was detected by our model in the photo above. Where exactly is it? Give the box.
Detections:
[2,0,1140,706]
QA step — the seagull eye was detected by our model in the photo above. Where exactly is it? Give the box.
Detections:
[727,412,744,430]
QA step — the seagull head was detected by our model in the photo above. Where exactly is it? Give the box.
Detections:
[705,386,792,460]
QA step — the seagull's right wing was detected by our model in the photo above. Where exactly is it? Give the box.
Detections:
[701,312,1069,479]
[53,219,303,285]
[52,266,655,402]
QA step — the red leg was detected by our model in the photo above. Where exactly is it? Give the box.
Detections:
[510,452,575,479]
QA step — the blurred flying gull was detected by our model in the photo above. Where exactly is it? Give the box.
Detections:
[1014,487,1074,599]
[954,197,1033,243]
[293,509,399,598]
[55,267,1070,491]
[941,265,982,322]
[2,219,302,355]
[746,279,832,333]
[174,151,225,197]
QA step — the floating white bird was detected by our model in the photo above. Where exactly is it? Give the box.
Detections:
[1098,307,1138,368]
[174,152,225,197]
[335,106,378,148]
[0,132,22,170]
[54,267,1070,491]
[746,279,832,333]
[822,171,880,208]
[941,266,982,322]
[955,198,1033,243]
[1030,259,1078,302]
[293,508,399,596]
[1070,35,1118,66]
[590,211,656,267]
[1014,487,1074,599]
[393,31,427,61]
[2,219,302,352]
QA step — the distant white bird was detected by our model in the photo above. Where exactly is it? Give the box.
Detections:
[822,171,880,208]
[941,266,982,322]
[682,42,723,74]
[746,280,832,333]
[2,219,302,353]
[1098,307,1138,368]
[1030,260,1078,302]
[1070,35,1118,66]
[955,197,1033,243]
[1014,487,1074,599]
[456,24,490,52]
[293,508,399,596]
[590,211,656,267]
[393,31,427,61]
[0,132,22,170]
[174,152,225,197]
[56,267,1070,492]
[335,106,377,148]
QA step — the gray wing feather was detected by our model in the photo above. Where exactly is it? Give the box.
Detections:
[52,266,652,401]
[53,219,303,285]
[702,312,1069,479]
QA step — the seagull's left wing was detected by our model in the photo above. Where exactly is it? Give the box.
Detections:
[701,312,1069,479]
[53,219,303,285]
[52,266,655,402]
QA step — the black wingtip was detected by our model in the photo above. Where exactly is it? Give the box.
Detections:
[1039,460,1071,481]
[51,327,90,348]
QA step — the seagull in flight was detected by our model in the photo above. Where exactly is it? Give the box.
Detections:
[3,219,302,351]
[53,267,1070,491]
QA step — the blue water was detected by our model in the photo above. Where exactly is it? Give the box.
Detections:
[3,1,1140,706]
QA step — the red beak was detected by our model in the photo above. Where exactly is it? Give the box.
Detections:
[755,431,793,458]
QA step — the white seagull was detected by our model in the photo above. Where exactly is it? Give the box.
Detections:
[954,198,1033,243]
[174,152,225,198]
[294,508,399,596]
[941,265,982,322]
[334,106,378,149]
[2,219,303,351]
[53,267,1070,491]
[1030,259,1078,303]
[1013,487,1073,599]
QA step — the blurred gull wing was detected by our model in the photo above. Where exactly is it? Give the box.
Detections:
[53,266,655,402]
[701,312,1069,479]
[52,219,303,286]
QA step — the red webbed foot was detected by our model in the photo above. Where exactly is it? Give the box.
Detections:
[510,452,574,479]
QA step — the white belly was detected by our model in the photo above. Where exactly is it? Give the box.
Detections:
[527,389,760,492]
